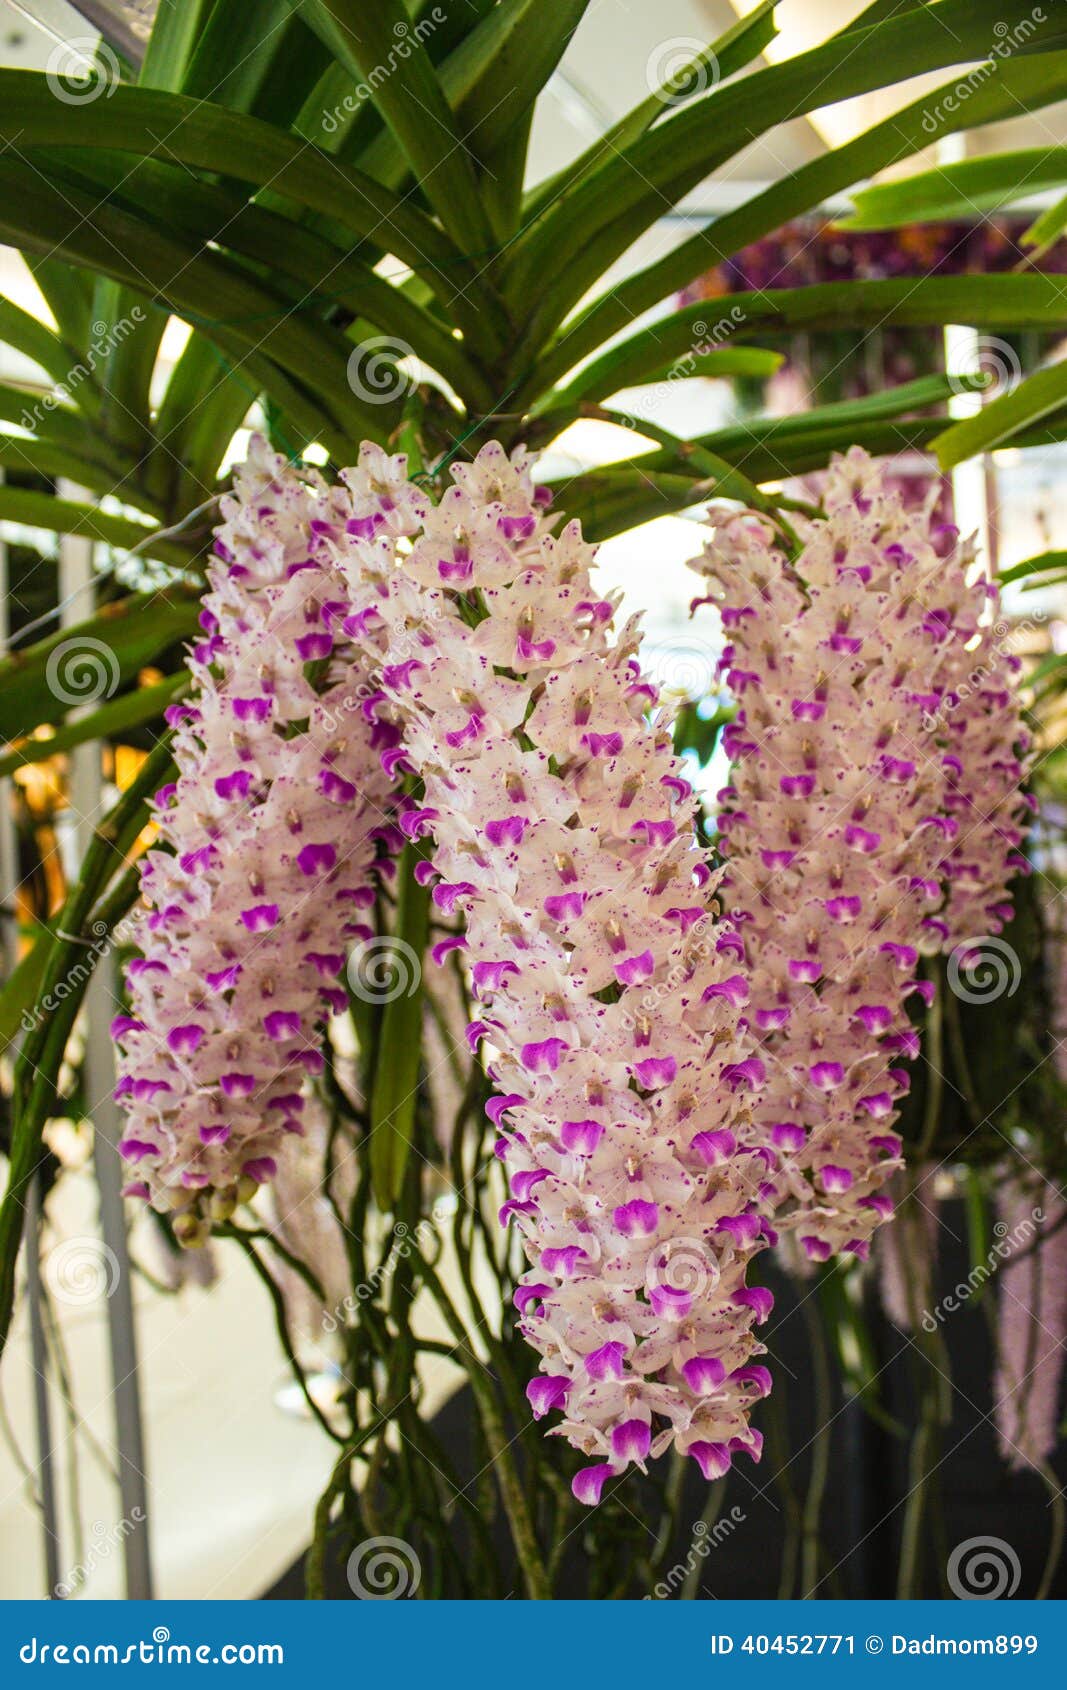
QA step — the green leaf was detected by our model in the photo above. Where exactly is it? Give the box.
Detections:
[0,71,468,303]
[935,359,1067,467]
[1000,549,1067,585]
[0,675,189,779]
[298,0,494,254]
[544,344,783,411]
[0,155,395,454]
[0,591,200,744]
[534,46,1067,396]
[0,290,86,392]
[1022,187,1067,253]
[846,148,1067,228]
[368,847,430,1209]
[25,256,93,350]
[0,485,187,561]
[526,0,779,217]
[504,1,1067,354]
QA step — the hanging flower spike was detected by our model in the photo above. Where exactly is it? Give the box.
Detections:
[116,439,400,1241]
[689,447,1027,1262]
[337,441,775,1500]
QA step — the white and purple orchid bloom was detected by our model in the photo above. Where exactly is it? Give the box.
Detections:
[335,441,776,1503]
[689,447,1029,1264]
[115,439,403,1240]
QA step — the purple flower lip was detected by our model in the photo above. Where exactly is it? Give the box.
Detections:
[543,891,585,922]
[733,1285,774,1321]
[818,1164,854,1194]
[296,842,337,875]
[432,881,477,914]
[615,950,655,987]
[295,632,333,661]
[880,754,916,782]
[613,1199,658,1237]
[521,1038,569,1073]
[682,1355,725,1393]
[263,1010,302,1041]
[484,815,528,847]
[118,1138,159,1163]
[241,1157,277,1185]
[560,1119,604,1156]
[689,1441,732,1481]
[215,770,252,802]
[790,698,825,722]
[731,1364,772,1397]
[220,1072,257,1098]
[844,823,881,853]
[110,1015,146,1040]
[319,768,357,804]
[853,1003,892,1033]
[787,959,821,986]
[472,959,520,993]
[611,1419,650,1463]
[690,1128,737,1165]
[232,696,272,723]
[649,1284,693,1320]
[809,1060,845,1091]
[199,1125,230,1144]
[702,973,748,1008]
[824,895,861,922]
[716,1212,761,1247]
[584,1340,627,1382]
[633,1056,676,1090]
[780,773,816,798]
[572,1464,614,1507]
[541,1245,589,1277]
[167,1024,205,1056]
[770,1122,805,1152]
[722,1057,765,1092]
[241,903,280,933]
[526,1375,569,1419]
[581,731,624,757]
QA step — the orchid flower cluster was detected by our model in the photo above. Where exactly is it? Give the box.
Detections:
[689,448,1030,1262]
[335,442,775,1502]
[115,435,1029,1502]
[114,439,397,1242]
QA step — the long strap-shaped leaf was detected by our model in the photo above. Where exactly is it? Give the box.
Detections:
[503,0,1067,349]
[295,0,495,255]
[0,71,489,327]
[44,145,493,413]
[531,47,1067,401]
[0,156,397,452]
[935,361,1067,467]
[548,275,1067,409]
[524,0,779,219]
[847,147,1067,228]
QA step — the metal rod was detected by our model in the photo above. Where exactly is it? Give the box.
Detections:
[0,468,64,1594]
[58,487,154,1599]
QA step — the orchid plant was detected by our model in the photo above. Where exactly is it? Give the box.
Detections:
[0,0,1066,1601]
